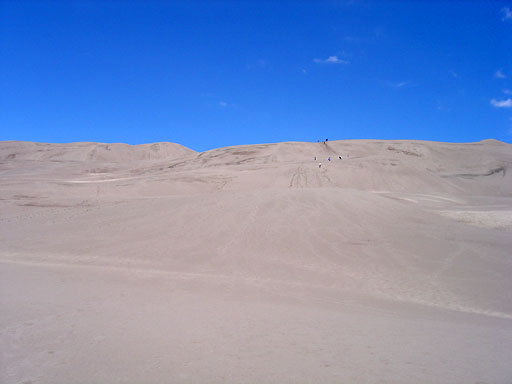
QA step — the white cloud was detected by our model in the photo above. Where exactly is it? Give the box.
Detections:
[503,89,512,95]
[502,7,512,21]
[495,69,507,79]
[387,81,410,88]
[218,101,228,107]
[313,55,349,64]
[490,98,512,108]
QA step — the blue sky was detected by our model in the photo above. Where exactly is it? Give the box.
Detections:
[1,1,511,151]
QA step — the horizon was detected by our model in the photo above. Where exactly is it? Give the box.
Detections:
[1,137,509,152]
[1,1,512,151]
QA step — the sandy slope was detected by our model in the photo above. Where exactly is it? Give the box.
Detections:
[1,139,511,383]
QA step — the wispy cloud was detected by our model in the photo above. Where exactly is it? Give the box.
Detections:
[247,59,269,70]
[342,36,367,43]
[343,36,357,42]
[502,7,512,21]
[450,71,459,78]
[490,98,512,108]
[503,89,512,95]
[313,55,349,64]
[388,81,410,88]
[495,69,507,79]
[436,103,450,112]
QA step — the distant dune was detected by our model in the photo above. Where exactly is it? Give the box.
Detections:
[1,139,511,384]
[0,141,196,162]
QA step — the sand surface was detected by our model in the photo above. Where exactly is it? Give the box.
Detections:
[1,139,511,383]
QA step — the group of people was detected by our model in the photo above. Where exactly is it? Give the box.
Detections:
[314,154,347,168]
[314,139,349,167]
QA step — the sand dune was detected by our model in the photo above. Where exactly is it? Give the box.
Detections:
[1,139,511,383]
[0,141,195,163]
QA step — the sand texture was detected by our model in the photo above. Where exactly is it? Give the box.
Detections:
[1,139,512,383]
